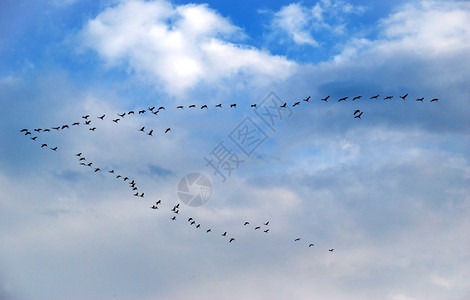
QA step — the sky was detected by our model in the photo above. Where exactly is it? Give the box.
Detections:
[1,0,469,299]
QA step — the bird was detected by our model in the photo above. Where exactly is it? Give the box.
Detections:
[190,221,196,225]
[98,115,105,120]
[153,111,159,115]
[31,136,37,141]
[86,162,92,167]
[138,110,145,114]
[294,238,301,241]
[108,170,115,173]
[222,232,227,236]
[123,177,128,181]
[84,120,91,125]
[329,249,334,252]
[352,96,362,101]
[165,128,171,133]
[139,193,144,198]
[61,125,69,129]
[82,115,90,119]
[293,101,300,107]
[400,93,408,100]
[230,103,237,108]
[303,96,311,102]
[264,229,269,233]
[33,128,42,132]
[244,222,249,226]
[133,192,139,196]
[254,226,260,230]
[206,229,211,233]
[79,158,85,161]
[112,119,120,123]
[117,175,122,179]
[139,127,145,132]
[189,104,196,108]
[76,153,82,156]
[215,104,222,108]
[41,144,48,148]
[370,94,379,99]
[89,127,96,131]
[229,238,235,243]
[354,109,361,115]
[43,129,50,132]
[151,205,158,209]
[171,216,176,220]
[188,217,193,222]
[94,168,101,172]
[201,105,208,109]
[280,103,287,108]
[251,104,257,108]
[177,106,184,109]
[148,106,155,111]
[264,222,269,226]
[196,224,201,228]
[430,98,438,102]
[156,200,161,205]
[384,96,393,100]
[309,244,314,247]
[20,129,28,132]
[50,147,58,151]
[118,113,126,118]
[72,122,80,126]
[338,97,348,102]
[24,131,31,135]
[416,97,424,102]
[354,112,363,119]
[158,106,165,110]
[128,111,135,114]
[321,96,329,102]
[148,130,153,136]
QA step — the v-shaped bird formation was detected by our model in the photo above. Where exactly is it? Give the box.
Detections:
[19,92,439,251]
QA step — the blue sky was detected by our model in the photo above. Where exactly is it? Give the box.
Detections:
[1,0,470,299]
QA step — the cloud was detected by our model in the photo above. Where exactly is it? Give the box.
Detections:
[79,0,297,95]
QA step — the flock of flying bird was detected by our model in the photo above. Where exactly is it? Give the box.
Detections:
[20,93,438,250]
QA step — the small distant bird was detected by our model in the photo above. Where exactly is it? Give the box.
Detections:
[303,96,311,102]
[98,115,105,120]
[82,115,90,119]
[94,168,101,172]
[196,224,200,228]
[177,106,184,109]
[430,98,438,102]
[171,216,176,220]
[201,105,208,109]
[230,104,237,108]
[76,153,82,156]
[416,97,424,102]
[61,125,69,129]
[138,110,145,114]
[321,96,329,102]
[384,96,393,100]
[206,229,211,233]
[229,238,235,243]
[215,104,222,108]
[165,128,171,133]
[309,244,314,247]
[354,112,363,119]
[43,129,50,132]
[139,193,144,198]
[133,192,138,196]
[128,111,135,114]
[190,221,196,225]
[34,128,42,132]
[370,94,379,99]
[400,93,408,100]
[294,238,301,241]
[86,162,92,167]
[244,222,249,226]
[189,104,196,108]
[50,147,58,151]
[293,101,300,107]
[117,175,122,179]
[338,97,348,102]
[112,119,120,123]
[156,200,161,205]
[158,106,165,110]
[52,127,60,130]
[123,177,128,181]
[148,106,155,111]
[354,109,361,115]
[72,122,80,126]
[139,127,145,132]
[329,249,334,252]
[20,129,28,132]
[352,96,362,101]
[251,104,257,108]
[84,120,91,125]
[153,111,159,115]
[254,226,260,230]
[24,131,31,135]
[264,229,269,233]
[31,136,37,140]
[41,144,48,148]
[79,157,85,161]
[108,170,114,173]
[151,205,158,209]
[118,113,126,118]
[188,217,193,222]
[264,222,269,226]
[280,103,287,108]
[89,127,96,131]
[148,130,153,136]
[222,232,227,236]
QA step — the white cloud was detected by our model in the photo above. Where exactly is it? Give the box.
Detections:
[79,0,297,95]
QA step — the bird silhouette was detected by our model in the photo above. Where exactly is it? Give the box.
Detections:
[338,97,348,102]
[153,111,159,115]
[61,125,69,129]
[254,226,260,230]
[138,110,145,114]
[177,106,184,109]
[79,157,86,161]
[41,144,48,147]
[148,106,155,111]
[416,97,424,102]
[112,119,120,123]
[370,95,379,99]
[118,113,126,118]
[201,105,208,109]
[94,168,101,172]
[294,238,301,241]
[108,170,115,173]
[82,115,90,119]
[329,249,334,252]
[89,127,96,131]
[400,93,408,100]
[165,128,171,133]
[188,217,193,222]
[229,238,235,243]
[128,111,134,114]
[72,122,80,126]
[206,229,211,233]
[215,104,222,108]
[148,130,153,136]
[20,129,28,132]
[384,96,393,100]
[264,222,269,226]
[280,103,287,108]
[303,96,311,102]
[158,106,165,110]
[31,136,37,140]
[189,105,196,108]
[354,112,363,119]
[84,120,91,125]
[24,131,32,135]
[244,222,249,226]
[151,205,158,209]
[76,153,82,156]
[98,115,105,120]
[352,96,362,101]
[196,224,200,228]
[251,104,257,108]
[309,244,314,247]
[293,102,300,107]
[43,129,50,132]
[321,96,329,102]
[190,221,196,225]
[264,229,269,233]
[230,104,237,108]
[139,127,145,132]
[430,98,438,102]
[354,110,361,115]
[171,216,176,220]
[222,232,227,236]
[156,200,161,205]
[50,147,58,151]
